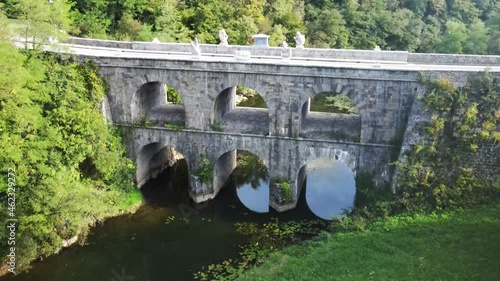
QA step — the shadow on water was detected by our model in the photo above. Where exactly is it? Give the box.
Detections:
[2,154,355,281]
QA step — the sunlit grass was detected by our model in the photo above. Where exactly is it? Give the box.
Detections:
[239,204,500,281]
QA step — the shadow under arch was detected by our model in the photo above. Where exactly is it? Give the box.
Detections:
[214,149,270,213]
[300,89,361,142]
[298,157,356,220]
[212,86,270,135]
[136,142,187,188]
[131,82,185,127]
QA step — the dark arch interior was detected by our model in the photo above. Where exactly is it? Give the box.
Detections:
[132,82,185,127]
[300,91,361,142]
[136,143,185,188]
[212,86,269,135]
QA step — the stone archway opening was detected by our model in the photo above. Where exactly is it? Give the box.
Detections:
[214,149,269,213]
[131,82,185,128]
[300,92,361,142]
[136,143,188,205]
[301,158,356,220]
[136,143,186,188]
[212,86,269,135]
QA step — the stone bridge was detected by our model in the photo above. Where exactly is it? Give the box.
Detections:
[65,38,500,211]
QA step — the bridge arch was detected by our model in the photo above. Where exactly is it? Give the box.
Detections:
[135,142,187,188]
[300,82,363,142]
[211,85,270,135]
[131,81,186,127]
[297,157,356,220]
[214,149,270,212]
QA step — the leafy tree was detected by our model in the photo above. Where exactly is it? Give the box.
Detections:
[268,24,286,46]
[115,13,142,40]
[485,4,500,54]
[463,20,488,54]
[71,0,110,38]
[306,8,349,48]
[153,0,191,42]
[438,20,468,53]
[17,0,73,49]
[387,8,423,51]
[418,16,442,53]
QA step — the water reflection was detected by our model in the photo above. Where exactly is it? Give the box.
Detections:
[233,151,269,213]
[305,159,356,220]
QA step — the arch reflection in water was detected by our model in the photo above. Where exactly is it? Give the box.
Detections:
[305,158,356,220]
[233,151,270,213]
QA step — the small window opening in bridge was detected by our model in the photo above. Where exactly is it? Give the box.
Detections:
[300,158,355,220]
[300,91,361,142]
[166,85,183,104]
[214,150,269,213]
[137,143,189,206]
[235,86,266,108]
[212,86,269,135]
[131,82,185,128]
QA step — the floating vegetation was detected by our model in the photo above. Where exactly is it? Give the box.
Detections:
[194,218,327,280]
[164,215,175,225]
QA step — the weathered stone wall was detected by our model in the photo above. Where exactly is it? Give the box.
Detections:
[301,112,361,140]
[408,53,500,66]
[89,55,431,145]
[127,127,394,210]
[396,85,500,188]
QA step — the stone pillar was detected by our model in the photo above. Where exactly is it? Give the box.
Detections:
[188,152,227,203]
[213,150,237,194]
[301,98,310,119]
[270,83,298,137]
[269,178,299,212]
[268,139,304,212]
[268,164,305,212]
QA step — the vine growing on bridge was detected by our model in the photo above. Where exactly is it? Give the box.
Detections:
[194,154,213,183]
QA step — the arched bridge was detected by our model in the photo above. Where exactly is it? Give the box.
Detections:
[60,38,500,212]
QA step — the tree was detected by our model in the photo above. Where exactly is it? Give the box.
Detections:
[17,0,73,49]
[463,20,488,54]
[72,0,111,38]
[153,0,191,42]
[306,8,349,48]
[418,16,442,53]
[485,4,500,54]
[438,20,468,53]
[268,24,286,46]
[387,9,423,51]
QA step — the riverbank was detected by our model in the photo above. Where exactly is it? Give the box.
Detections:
[0,190,143,277]
[238,204,500,281]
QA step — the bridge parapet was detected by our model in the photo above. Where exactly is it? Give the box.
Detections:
[67,37,500,66]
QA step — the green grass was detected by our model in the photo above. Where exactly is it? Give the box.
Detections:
[120,189,143,211]
[238,204,500,281]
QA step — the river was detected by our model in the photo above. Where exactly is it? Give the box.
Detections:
[2,152,355,281]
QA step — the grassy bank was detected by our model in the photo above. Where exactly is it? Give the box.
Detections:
[238,204,500,281]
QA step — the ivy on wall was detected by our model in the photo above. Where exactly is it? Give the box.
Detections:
[395,72,500,210]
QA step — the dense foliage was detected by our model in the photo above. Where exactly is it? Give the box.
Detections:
[2,0,500,54]
[395,72,499,210]
[0,13,139,272]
